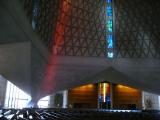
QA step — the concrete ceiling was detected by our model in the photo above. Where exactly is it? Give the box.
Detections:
[0,0,160,102]
[34,56,160,98]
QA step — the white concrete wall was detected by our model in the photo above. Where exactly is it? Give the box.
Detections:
[0,75,7,107]
[142,91,160,110]
[62,90,68,108]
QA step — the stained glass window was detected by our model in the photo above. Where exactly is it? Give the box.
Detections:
[106,6,112,16]
[107,0,112,3]
[107,35,113,48]
[106,0,113,58]
[108,52,113,58]
[32,0,40,29]
[98,83,111,109]
[107,20,113,32]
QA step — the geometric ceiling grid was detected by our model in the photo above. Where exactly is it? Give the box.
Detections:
[23,0,107,57]
[56,0,106,57]
[23,0,60,50]
[114,0,160,58]
[23,0,160,58]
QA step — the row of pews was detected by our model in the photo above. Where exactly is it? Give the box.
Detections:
[0,108,160,120]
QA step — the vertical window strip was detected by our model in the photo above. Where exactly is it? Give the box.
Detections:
[4,81,31,109]
[4,81,50,109]
[106,0,114,58]
[32,0,40,30]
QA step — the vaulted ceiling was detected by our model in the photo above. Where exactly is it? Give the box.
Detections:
[0,0,160,102]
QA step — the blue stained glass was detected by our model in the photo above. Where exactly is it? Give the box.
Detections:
[32,19,36,29]
[106,6,112,16]
[33,0,40,17]
[107,20,113,32]
[106,0,113,59]
[106,0,112,3]
[108,27,112,32]
[107,52,114,58]
[33,5,38,16]
[106,95,111,102]
[107,35,113,48]
[98,95,102,102]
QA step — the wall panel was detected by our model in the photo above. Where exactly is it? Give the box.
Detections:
[68,84,98,108]
[112,84,142,109]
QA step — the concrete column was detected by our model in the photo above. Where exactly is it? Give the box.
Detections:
[0,76,7,108]
[49,93,56,108]
[50,92,65,108]
[63,90,68,108]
